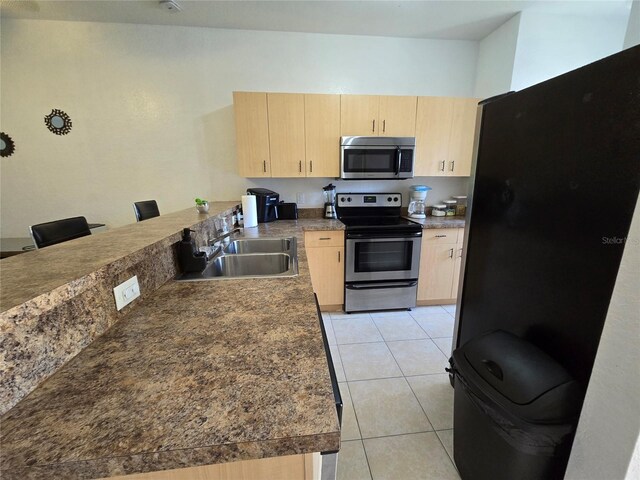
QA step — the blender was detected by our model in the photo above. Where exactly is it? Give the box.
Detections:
[408,185,431,219]
[323,183,337,219]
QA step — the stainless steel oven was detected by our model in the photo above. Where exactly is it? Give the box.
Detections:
[346,234,421,282]
[337,193,423,313]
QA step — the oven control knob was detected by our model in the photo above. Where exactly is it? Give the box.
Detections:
[340,197,346,202]
[347,197,352,202]
[393,196,399,202]
[387,196,392,202]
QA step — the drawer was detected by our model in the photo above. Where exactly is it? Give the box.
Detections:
[305,230,344,247]
[422,228,459,243]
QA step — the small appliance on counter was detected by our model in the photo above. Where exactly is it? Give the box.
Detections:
[246,188,279,223]
[408,185,431,219]
[323,183,337,219]
[277,201,298,220]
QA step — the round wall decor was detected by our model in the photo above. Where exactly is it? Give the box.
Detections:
[0,132,15,157]
[44,109,72,135]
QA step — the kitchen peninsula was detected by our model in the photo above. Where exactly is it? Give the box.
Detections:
[0,203,342,479]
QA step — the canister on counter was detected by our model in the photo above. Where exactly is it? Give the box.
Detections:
[444,200,457,216]
[432,204,447,217]
[453,196,468,216]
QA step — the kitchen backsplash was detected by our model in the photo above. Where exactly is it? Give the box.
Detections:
[247,177,471,209]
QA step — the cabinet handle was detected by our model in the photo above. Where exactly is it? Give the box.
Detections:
[449,248,454,258]
[263,160,267,173]
[450,161,455,172]
[435,234,447,238]
[319,237,331,240]
[299,160,302,173]
[383,119,386,133]
[338,251,341,262]
[310,160,313,173]
[457,248,463,258]
[372,119,375,133]
[440,160,445,172]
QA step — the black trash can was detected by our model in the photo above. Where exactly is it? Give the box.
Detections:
[450,330,583,480]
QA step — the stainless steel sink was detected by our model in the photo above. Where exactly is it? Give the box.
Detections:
[177,236,298,281]
[212,253,291,276]
[223,238,292,254]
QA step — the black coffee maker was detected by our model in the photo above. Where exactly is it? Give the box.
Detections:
[246,188,280,223]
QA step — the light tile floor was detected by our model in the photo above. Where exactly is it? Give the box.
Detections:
[323,305,460,480]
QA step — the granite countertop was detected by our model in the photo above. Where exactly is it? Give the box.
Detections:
[0,218,344,480]
[404,216,466,229]
[0,202,240,312]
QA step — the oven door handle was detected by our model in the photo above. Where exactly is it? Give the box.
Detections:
[347,232,422,239]
[346,281,418,290]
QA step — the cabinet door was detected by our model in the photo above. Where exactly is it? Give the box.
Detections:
[378,96,417,137]
[234,92,271,177]
[417,240,456,301]
[450,229,465,298]
[447,97,479,176]
[268,93,306,177]
[414,96,454,177]
[340,95,379,136]
[305,94,341,177]
[306,245,344,307]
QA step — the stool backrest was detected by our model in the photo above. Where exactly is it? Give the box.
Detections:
[29,216,91,249]
[133,200,160,222]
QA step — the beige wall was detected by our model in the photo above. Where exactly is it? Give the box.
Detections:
[0,19,478,237]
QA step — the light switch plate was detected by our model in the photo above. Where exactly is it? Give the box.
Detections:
[113,275,140,311]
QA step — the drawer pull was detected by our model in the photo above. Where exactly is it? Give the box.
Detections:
[319,237,331,240]
[435,234,447,238]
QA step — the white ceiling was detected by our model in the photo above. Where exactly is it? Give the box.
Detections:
[0,0,633,41]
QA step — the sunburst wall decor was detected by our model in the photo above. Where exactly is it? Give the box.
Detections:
[0,132,16,157]
[44,109,72,135]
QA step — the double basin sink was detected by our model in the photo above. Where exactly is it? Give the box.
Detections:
[178,237,298,281]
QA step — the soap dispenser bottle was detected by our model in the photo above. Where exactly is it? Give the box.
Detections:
[178,228,207,273]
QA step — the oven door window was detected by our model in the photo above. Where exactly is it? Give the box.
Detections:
[354,240,413,272]
[343,148,398,173]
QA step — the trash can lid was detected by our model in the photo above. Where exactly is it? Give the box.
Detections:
[453,330,582,423]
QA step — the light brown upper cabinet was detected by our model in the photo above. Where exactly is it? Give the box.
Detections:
[233,92,271,177]
[414,96,479,177]
[378,96,418,137]
[341,95,417,137]
[267,93,306,177]
[304,94,341,177]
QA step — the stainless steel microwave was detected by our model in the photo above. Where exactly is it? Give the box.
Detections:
[340,136,415,180]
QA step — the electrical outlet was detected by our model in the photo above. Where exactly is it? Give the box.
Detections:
[297,192,306,204]
[113,275,140,311]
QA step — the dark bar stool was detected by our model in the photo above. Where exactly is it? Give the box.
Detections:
[133,200,160,222]
[29,216,91,249]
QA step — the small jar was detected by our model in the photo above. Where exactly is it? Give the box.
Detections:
[453,196,468,216]
[432,204,447,217]
[444,200,457,216]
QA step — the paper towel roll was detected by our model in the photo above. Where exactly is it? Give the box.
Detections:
[242,195,258,228]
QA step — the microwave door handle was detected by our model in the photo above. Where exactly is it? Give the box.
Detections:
[395,147,401,175]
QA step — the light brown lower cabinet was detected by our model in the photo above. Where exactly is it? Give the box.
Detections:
[101,453,320,480]
[305,231,345,311]
[417,228,465,304]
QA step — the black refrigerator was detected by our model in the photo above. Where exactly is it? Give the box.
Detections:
[453,45,640,475]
